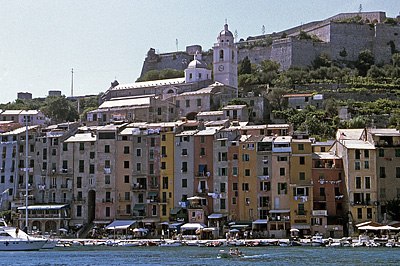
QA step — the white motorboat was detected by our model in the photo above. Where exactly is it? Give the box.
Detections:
[0,219,47,251]
[311,235,324,246]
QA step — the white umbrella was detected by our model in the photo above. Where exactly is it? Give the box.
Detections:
[290,228,300,232]
[59,228,68,232]
[187,196,205,200]
[229,229,240,232]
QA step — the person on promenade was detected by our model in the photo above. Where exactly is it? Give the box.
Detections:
[229,248,234,254]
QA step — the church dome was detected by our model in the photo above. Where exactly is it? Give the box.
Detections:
[219,24,233,37]
[187,59,208,69]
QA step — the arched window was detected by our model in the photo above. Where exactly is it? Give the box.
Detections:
[220,50,224,60]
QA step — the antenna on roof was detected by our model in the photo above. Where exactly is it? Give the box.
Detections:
[225,18,227,24]
[359,4,362,13]
[71,68,74,97]
[262,25,265,35]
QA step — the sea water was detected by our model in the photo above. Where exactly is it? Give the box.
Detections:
[1,245,400,265]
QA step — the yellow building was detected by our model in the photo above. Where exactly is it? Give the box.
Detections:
[290,138,313,235]
[237,136,258,221]
[160,129,175,222]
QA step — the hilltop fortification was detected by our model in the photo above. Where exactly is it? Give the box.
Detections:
[140,11,400,77]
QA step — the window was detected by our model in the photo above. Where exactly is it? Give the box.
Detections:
[79,143,84,151]
[163,177,168,189]
[260,181,270,191]
[320,187,325,196]
[43,148,47,160]
[355,162,360,170]
[89,164,95,174]
[220,198,226,209]
[76,206,82,217]
[63,143,68,151]
[233,183,238,190]
[90,152,95,159]
[396,149,400,157]
[299,172,305,180]
[124,146,130,154]
[218,152,227,161]
[181,162,187,173]
[186,100,190,107]
[280,168,285,176]
[105,175,110,184]
[379,149,384,157]
[106,207,110,217]
[278,183,287,194]
[298,144,304,150]
[278,156,288,161]
[161,146,166,156]
[161,162,166,170]
[105,145,110,153]
[77,177,82,188]
[299,156,305,165]
[364,150,369,158]
[105,160,110,168]
[149,164,154,174]
[200,136,205,143]
[124,175,129,183]
[364,161,369,169]
[137,137,141,143]
[380,167,386,178]
[245,198,250,206]
[200,147,205,156]
[136,163,141,171]
[319,173,324,180]
[365,176,371,189]
[356,176,361,189]
[182,179,187,188]
[232,167,238,176]
[150,138,155,147]
[126,204,131,214]
[355,149,361,159]
[197,99,201,106]
[218,168,227,176]
[357,208,362,219]
[263,167,268,176]
[232,197,237,205]
[367,208,372,219]
[157,107,162,115]
[233,154,238,160]
[297,204,305,215]
[79,160,84,173]
[242,154,250,161]
[245,169,250,176]
[221,140,226,147]
[125,192,130,201]
[220,182,226,193]
[242,183,249,191]
[396,167,400,178]
[176,100,180,107]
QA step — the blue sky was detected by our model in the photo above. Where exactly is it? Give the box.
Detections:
[0,0,399,104]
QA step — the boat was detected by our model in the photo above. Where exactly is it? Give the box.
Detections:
[41,238,58,249]
[0,219,47,251]
[217,250,244,259]
[311,235,324,246]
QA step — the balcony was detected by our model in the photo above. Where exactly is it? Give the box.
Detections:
[102,198,114,203]
[132,184,147,191]
[74,197,86,203]
[60,168,72,174]
[312,210,328,216]
[272,147,291,153]
[196,172,210,178]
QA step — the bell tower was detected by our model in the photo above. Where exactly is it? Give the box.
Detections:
[213,24,238,88]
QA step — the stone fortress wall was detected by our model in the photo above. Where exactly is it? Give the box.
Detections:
[140,11,400,76]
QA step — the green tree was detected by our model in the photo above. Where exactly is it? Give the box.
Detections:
[267,87,287,111]
[357,49,375,76]
[348,116,367,128]
[339,47,348,58]
[385,198,400,221]
[393,53,400,67]
[41,95,79,122]
[238,56,252,75]
[259,59,280,73]
[238,74,258,88]
[323,98,339,118]
[312,52,331,69]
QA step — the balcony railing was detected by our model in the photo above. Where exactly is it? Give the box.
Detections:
[312,210,328,216]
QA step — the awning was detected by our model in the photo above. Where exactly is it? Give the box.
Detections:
[169,223,183,229]
[106,220,136,230]
[291,224,311,230]
[269,210,290,213]
[148,192,158,197]
[208,213,223,219]
[203,227,218,232]
[252,219,268,224]
[93,220,112,224]
[141,218,160,223]
[170,207,182,215]
[17,204,69,210]
[159,222,169,225]
[230,224,250,229]
[133,204,146,211]
[181,223,206,230]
